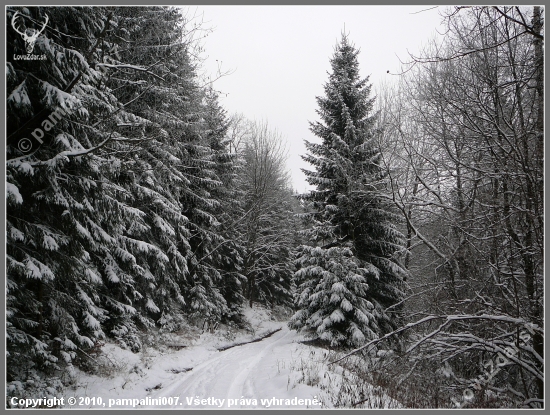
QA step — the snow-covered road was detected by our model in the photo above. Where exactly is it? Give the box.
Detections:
[70,312,399,409]
[148,326,323,409]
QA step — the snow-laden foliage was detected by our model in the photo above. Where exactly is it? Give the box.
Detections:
[289,246,379,347]
[6,6,287,394]
[291,35,406,347]
[332,7,544,408]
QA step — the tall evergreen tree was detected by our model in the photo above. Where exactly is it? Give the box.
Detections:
[200,88,247,321]
[7,6,126,384]
[6,6,243,394]
[290,35,406,346]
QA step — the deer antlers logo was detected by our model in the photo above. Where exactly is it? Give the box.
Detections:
[11,11,49,54]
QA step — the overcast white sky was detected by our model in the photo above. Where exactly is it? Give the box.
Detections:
[191,5,446,192]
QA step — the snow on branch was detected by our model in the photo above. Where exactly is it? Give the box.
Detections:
[330,313,542,365]
[96,63,165,82]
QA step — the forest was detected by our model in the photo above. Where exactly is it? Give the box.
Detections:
[5,6,543,409]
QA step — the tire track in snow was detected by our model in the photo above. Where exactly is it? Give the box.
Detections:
[225,329,292,407]
[151,326,291,408]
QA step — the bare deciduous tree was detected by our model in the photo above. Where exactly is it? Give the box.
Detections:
[364,6,543,407]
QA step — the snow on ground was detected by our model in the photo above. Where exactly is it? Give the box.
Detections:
[64,305,399,409]
[145,326,324,409]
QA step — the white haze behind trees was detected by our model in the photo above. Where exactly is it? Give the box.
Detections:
[196,5,445,192]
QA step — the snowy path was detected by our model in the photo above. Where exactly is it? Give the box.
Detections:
[71,316,399,409]
[147,326,323,409]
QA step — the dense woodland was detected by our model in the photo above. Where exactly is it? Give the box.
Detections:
[6,6,543,408]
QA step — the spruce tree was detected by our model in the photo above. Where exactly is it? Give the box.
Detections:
[290,35,406,347]
[7,6,124,385]
[6,6,244,393]
[199,88,247,321]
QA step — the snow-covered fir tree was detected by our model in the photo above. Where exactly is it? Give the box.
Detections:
[291,244,379,346]
[98,6,198,348]
[197,88,247,321]
[7,6,126,384]
[290,35,407,347]
[6,6,245,392]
